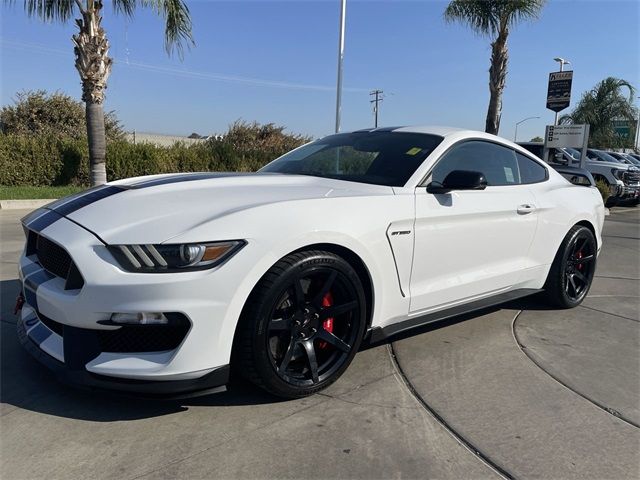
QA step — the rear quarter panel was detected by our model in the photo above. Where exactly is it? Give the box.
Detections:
[528,175,604,274]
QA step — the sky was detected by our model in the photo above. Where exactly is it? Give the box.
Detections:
[1,0,639,142]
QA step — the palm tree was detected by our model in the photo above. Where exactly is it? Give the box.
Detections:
[560,77,638,149]
[5,0,193,186]
[444,0,545,135]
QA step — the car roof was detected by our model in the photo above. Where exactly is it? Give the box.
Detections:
[351,125,526,143]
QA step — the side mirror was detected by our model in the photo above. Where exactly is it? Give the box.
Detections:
[426,170,487,194]
[554,152,567,163]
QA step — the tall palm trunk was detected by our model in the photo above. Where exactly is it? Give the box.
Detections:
[73,1,112,186]
[485,28,508,135]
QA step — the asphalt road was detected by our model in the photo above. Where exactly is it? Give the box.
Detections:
[1,207,638,479]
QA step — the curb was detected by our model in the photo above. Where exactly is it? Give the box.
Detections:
[0,199,56,210]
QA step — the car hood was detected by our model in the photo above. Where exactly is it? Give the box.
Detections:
[48,173,393,244]
[565,159,632,170]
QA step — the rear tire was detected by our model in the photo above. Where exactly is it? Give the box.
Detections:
[233,250,367,398]
[542,225,597,309]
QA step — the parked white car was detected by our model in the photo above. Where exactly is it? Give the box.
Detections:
[17,127,604,398]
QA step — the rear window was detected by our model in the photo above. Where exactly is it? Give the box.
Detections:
[516,153,548,184]
[519,143,544,159]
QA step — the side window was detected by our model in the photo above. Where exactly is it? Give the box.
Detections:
[431,141,521,186]
[516,153,548,184]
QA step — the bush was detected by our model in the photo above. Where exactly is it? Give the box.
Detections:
[0,135,87,186]
[1,90,123,140]
[0,121,310,186]
[595,179,611,205]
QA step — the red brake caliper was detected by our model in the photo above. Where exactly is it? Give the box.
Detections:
[318,292,334,349]
[576,250,583,270]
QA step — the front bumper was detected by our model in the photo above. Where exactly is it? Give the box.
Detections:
[616,182,640,199]
[16,211,249,396]
[17,311,229,397]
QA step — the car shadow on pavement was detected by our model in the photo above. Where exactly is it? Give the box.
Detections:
[1,275,558,422]
[0,279,287,422]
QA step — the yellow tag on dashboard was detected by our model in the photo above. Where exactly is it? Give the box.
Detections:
[406,147,422,156]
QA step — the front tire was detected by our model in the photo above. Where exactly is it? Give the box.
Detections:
[542,225,597,308]
[233,250,367,398]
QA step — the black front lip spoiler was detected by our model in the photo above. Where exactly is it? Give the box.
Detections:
[17,318,229,399]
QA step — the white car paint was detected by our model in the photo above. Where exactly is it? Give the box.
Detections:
[17,126,604,392]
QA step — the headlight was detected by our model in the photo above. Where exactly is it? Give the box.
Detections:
[611,168,626,181]
[108,241,246,272]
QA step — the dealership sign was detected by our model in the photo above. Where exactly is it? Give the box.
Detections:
[546,71,573,113]
[544,124,590,168]
[545,124,588,148]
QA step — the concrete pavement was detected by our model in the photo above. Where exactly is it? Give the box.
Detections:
[1,207,638,479]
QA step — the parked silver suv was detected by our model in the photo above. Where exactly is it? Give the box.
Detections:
[517,142,639,205]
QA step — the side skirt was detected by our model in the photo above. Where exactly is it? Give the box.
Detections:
[367,288,542,344]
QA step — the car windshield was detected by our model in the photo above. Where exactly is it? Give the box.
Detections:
[260,131,443,187]
[591,150,622,163]
[563,148,582,162]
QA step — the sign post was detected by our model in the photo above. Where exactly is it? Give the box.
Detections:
[544,124,590,169]
[546,71,573,124]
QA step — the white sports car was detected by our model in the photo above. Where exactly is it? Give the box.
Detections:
[17,126,604,398]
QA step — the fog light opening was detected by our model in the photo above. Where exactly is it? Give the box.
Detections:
[110,312,169,325]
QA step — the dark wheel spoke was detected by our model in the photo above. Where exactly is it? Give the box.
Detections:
[574,270,588,285]
[301,340,319,383]
[320,300,358,319]
[576,254,594,264]
[568,274,578,296]
[574,236,587,254]
[278,339,298,373]
[317,329,351,353]
[270,317,292,331]
[293,278,306,309]
[312,270,337,307]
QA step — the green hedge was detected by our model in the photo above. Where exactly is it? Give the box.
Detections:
[0,130,307,186]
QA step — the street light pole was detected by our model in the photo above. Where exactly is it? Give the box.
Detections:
[635,96,640,151]
[334,0,347,133]
[553,57,570,125]
[514,116,540,142]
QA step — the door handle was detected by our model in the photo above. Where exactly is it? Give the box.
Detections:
[517,204,536,215]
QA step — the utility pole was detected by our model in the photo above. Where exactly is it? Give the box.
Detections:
[370,89,383,128]
[334,0,347,133]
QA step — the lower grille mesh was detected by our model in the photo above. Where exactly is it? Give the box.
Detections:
[35,313,190,353]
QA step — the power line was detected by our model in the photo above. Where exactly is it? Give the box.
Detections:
[370,89,383,128]
[0,38,370,93]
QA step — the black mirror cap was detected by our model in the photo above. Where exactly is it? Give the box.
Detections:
[427,170,487,193]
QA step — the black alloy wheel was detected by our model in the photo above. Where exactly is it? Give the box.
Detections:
[543,225,597,308]
[563,230,596,302]
[234,250,367,398]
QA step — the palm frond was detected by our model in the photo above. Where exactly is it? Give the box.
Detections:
[565,77,638,147]
[444,0,498,36]
[444,0,545,37]
[139,0,194,56]
[2,0,78,22]
[112,0,135,17]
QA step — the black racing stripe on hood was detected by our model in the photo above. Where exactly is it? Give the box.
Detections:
[52,185,126,216]
[25,209,62,233]
[127,172,254,189]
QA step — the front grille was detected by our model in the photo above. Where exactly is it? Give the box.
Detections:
[98,323,190,353]
[34,310,190,353]
[36,234,71,278]
[28,231,84,290]
[624,170,640,184]
[39,312,65,336]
